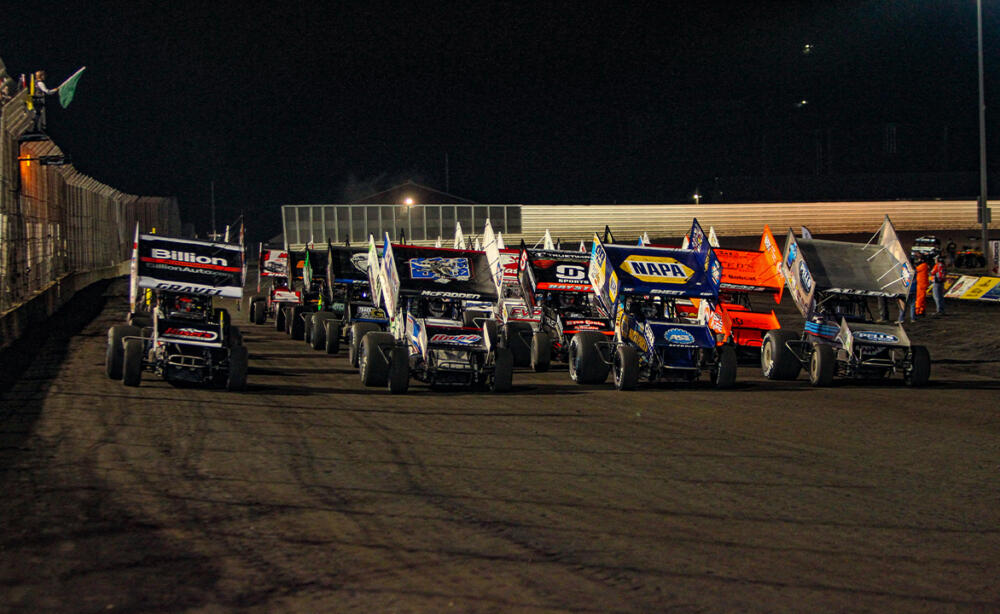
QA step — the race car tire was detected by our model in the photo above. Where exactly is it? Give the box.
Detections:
[761,330,801,380]
[290,307,305,340]
[227,345,248,391]
[491,347,514,393]
[251,298,267,325]
[325,321,342,354]
[904,345,931,387]
[503,322,533,367]
[350,322,382,367]
[248,300,256,323]
[122,338,144,387]
[310,315,325,350]
[388,345,410,394]
[713,345,738,389]
[360,332,392,387]
[808,342,835,387]
[484,319,499,349]
[229,326,244,347]
[106,325,139,380]
[570,331,610,384]
[303,314,314,345]
[531,332,551,372]
[275,305,286,331]
[613,345,639,390]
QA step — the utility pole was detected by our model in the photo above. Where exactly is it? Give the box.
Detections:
[978,0,991,269]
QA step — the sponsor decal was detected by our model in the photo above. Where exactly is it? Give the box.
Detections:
[350,253,369,273]
[537,282,591,291]
[609,270,619,302]
[555,264,587,282]
[798,260,813,293]
[564,319,609,328]
[899,262,912,288]
[409,257,471,283]
[149,248,229,268]
[420,290,482,299]
[153,283,223,296]
[648,288,684,295]
[621,255,693,283]
[163,327,219,341]
[430,333,481,345]
[664,328,696,345]
[710,260,722,285]
[355,305,386,319]
[854,331,899,344]
[642,322,656,352]
[785,242,798,269]
[626,324,649,352]
[272,290,300,301]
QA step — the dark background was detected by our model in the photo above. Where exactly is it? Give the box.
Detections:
[3,1,998,239]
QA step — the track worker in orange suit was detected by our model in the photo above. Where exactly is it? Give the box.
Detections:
[914,255,929,317]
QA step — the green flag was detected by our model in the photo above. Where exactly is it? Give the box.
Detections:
[58,66,86,109]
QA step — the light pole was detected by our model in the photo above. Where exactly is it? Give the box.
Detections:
[977,0,991,270]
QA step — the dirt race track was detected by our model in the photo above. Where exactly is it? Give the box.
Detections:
[1,278,999,613]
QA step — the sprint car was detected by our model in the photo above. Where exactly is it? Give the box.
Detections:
[578,220,737,390]
[357,235,513,393]
[760,216,930,386]
[106,232,248,390]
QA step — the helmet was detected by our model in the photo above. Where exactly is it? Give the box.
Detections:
[428,298,447,318]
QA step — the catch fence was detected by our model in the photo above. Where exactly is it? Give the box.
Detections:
[0,83,180,314]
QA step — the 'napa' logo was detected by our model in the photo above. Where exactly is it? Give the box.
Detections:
[798,260,813,293]
[664,328,696,345]
[622,255,693,284]
[409,257,471,283]
[854,331,899,344]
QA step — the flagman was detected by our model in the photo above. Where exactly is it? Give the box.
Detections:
[30,70,59,132]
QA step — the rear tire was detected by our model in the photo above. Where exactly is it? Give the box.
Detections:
[905,345,931,387]
[492,347,514,392]
[570,331,611,384]
[503,322,533,367]
[388,346,410,394]
[227,345,248,391]
[325,321,342,354]
[360,332,392,387]
[122,338,144,387]
[808,342,835,387]
[530,331,551,372]
[713,345,738,389]
[761,330,801,380]
[613,345,639,390]
[310,314,328,350]
[106,325,139,380]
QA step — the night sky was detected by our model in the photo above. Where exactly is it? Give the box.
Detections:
[3,1,998,239]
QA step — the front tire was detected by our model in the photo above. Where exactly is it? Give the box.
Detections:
[530,331,551,372]
[122,338,144,387]
[905,345,931,387]
[761,330,802,380]
[106,325,139,380]
[570,331,611,384]
[713,345,738,389]
[227,345,248,391]
[492,347,514,392]
[325,321,342,354]
[360,332,392,387]
[808,342,835,387]
[613,345,639,390]
[503,322,533,368]
[388,345,410,394]
[350,322,382,367]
